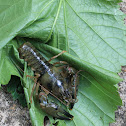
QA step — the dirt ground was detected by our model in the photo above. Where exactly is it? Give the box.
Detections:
[0,1,126,126]
[109,68,126,126]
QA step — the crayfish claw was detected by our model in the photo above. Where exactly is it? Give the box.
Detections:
[39,94,73,120]
[56,109,74,120]
[57,115,73,120]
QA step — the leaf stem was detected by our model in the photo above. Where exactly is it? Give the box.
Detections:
[45,0,63,42]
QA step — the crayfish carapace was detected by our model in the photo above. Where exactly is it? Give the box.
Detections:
[18,42,79,120]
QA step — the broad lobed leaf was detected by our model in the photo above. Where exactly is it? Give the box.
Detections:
[1,39,122,126]
[0,40,21,84]
[0,0,57,48]
[18,0,126,73]
[32,41,122,126]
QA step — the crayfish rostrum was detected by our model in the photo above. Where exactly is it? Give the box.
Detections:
[18,42,80,120]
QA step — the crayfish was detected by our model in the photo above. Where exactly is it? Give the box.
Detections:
[18,42,80,120]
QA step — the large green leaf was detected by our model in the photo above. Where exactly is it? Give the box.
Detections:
[0,0,57,48]
[0,0,125,126]
[0,40,21,84]
[18,0,126,73]
[1,39,121,126]
[31,42,122,126]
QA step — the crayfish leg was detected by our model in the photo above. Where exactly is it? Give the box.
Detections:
[48,51,66,63]
[53,61,68,66]
[30,82,36,103]
[35,83,40,98]
[29,73,40,103]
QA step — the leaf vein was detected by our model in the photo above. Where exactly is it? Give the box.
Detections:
[81,73,120,104]
[74,108,96,126]
[79,90,113,121]
[45,0,63,42]
[68,26,102,67]
[63,0,69,52]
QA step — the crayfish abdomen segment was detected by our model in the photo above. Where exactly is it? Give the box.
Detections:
[18,42,51,74]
